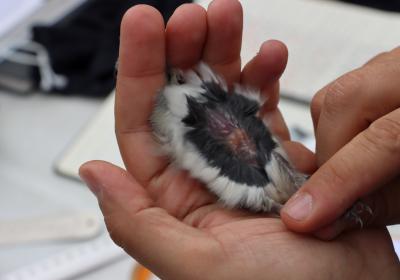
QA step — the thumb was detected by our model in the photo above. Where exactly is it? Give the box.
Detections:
[79,161,212,278]
[281,109,400,233]
[313,178,400,240]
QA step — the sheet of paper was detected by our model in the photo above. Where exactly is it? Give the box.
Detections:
[55,92,124,180]
[0,0,43,38]
[198,0,400,101]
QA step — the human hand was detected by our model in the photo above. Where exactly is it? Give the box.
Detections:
[281,48,400,240]
[80,0,400,279]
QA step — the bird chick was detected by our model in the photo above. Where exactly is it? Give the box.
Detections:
[150,63,307,214]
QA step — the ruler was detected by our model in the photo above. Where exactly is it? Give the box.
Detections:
[0,213,102,245]
[1,236,128,280]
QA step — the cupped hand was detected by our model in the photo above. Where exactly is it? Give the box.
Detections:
[281,47,400,240]
[80,1,400,279]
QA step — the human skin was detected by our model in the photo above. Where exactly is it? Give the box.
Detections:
[281,47,400,239]
[79,0,400,279]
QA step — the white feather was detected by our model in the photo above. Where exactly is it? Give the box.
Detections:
[234,84,265,106]
[196,62,227,91]
[181,69,203,86]
[220,179,248,207]
[265,147,296,203]
[245,186,263,211]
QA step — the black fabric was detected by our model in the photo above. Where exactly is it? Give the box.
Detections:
[338,0,400,12]
[32,0,191,97]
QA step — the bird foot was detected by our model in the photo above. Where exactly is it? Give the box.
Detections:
[343,201,374,229]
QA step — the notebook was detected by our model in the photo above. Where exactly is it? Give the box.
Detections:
[55,92,125,179]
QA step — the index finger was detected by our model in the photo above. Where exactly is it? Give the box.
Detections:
[311,48,400,165]
[116,6,166,132]
[281,108,400,232]
[202,0,243,85]
[115,6,167,183]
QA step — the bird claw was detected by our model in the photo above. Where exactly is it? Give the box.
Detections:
[344,201,374,229]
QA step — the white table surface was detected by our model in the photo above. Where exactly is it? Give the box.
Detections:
[0,0,134,278]
[0,91,136,279]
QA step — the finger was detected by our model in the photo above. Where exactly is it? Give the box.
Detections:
[365,47,400,66]
[281,108,400,232]
[203,0,243,84]
[315,54,400,164]
[314,178,400,240]
[379,177,400,226]
[240,40,289,140]
[115,5,167,184]
[262,109,290,141]
[281,141,317,175]
[146,168,216,220]
[310,89,325,132]
[166,4,207,68]
[311,47,400,138]
[313,197,378,240]
[241,40,288,112]
[79,161,215,279]
[80,160,154,212]
[364,51,390,66]
[116,5,165,128]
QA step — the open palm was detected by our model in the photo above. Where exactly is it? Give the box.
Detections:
[80,1,399,279]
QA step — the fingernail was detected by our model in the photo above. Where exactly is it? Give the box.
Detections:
[283,192,313,221]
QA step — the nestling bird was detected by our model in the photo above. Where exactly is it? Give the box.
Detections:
[150,62,374,232]
[150,63,307,214]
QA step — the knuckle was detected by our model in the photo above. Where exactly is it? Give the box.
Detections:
[364,115,400,155]
[365,51,389,65]
[310,90,324,119]
[323,70,364,116]
[389,46,400,56]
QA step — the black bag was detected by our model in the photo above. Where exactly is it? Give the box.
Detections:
[32,0,190,97]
